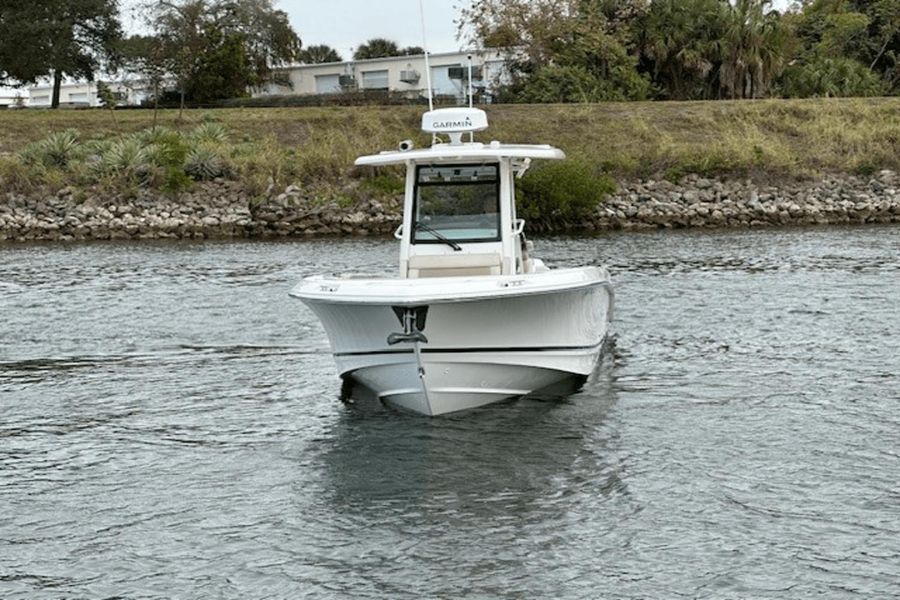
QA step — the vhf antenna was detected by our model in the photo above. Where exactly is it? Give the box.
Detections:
[468,54,474,108]
[419,0,437,144]
[467,54,475,142]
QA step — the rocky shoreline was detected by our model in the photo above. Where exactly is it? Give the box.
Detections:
[1,170,898,243]
[596,170,900,231]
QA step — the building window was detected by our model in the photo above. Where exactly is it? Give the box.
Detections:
[31,95,50,105]
[361,70,389,90]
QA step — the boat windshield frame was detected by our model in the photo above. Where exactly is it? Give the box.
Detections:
[411,162,502,246]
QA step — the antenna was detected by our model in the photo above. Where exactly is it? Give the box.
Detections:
[467,54,475,142]
[419,0,434,113]
[467,54,474,109]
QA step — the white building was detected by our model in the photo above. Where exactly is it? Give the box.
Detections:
[256,49,509,102]
[0,86,29,108]
[14,49,510,107]
[27,79,152,108]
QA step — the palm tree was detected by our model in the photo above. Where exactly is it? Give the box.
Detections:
[640,0,727,100]
[720,0,787,99]
[353,38,401,60]
[299,44,342,64]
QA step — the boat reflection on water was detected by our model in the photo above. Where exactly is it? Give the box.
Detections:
[310,345,627,526]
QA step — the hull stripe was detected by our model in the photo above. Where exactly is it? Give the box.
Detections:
[334,342,604,358]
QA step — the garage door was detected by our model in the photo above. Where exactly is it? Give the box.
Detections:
[315,74,341,94]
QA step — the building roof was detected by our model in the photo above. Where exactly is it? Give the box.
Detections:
[278,48,503,71]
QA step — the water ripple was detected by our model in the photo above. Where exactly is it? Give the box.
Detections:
[1,227,899,599]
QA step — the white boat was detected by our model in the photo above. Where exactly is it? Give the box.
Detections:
[291,106,614,416]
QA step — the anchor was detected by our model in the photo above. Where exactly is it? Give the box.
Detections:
[387,306,429,345]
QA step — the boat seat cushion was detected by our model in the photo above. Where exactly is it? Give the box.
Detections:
[408,253,502,278]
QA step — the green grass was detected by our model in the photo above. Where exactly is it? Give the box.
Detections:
[0,98,898,194]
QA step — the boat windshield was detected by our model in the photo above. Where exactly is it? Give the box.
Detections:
[412,163,500,244]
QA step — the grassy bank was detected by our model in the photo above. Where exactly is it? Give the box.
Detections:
[0,98,898,203]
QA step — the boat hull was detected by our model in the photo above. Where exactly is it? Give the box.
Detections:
[346,349,599,415]
[293,268,613,416]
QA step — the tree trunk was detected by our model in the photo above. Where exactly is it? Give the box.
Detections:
[153,78,160,129]
[179,86,186,121]
[870,36,891,71]
[51,70,63,109]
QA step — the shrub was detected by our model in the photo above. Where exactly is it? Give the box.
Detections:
[516,159,615,228]
[83,138,114,161]
[19,129,82,169]
[664,150,743,180]
[855,160,878,176]
[141,129,192,192]
[779,58,886,98]
[132,126,178,146]
[160,165,194,192]
[99,138,151,176]
[514,64,651,103]
[185,144,231,180]
[41,168,69,192]
[94,137,155,185]
[65,161,94,190]
[0,154,39,192]
[189,122,229,145]
[231,136,298,197]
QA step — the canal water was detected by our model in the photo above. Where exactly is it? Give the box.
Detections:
[1,227,898,599]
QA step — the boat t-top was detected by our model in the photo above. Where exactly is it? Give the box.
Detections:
[291,105,614,416]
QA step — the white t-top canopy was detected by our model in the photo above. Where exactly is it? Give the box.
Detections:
[354,142,566,166]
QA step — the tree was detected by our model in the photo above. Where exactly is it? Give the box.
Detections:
[719,0,788,99]
[461,0,650,102]
[0,0,122,108]
[791,0,875,63]
[781,0,897,95]
[184,26,250,103]
[119,34,172,126]
[299,44,342,64]
[637,0,729,100]
[868,0,900,79]
[353,38,401,60]
[461,0,576,71]
[96,81,120,130]
[149,0,208,116]
[211,0,301,84]
[147,0,301,110]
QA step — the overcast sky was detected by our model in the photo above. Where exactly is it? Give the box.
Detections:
[289,0,467,59]
[121,0,468,59]
[122,0,795,61]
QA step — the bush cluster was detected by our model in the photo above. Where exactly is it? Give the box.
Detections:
[516,159,615,229]
[1,125,242,195]
[0,119,415,209]
[0,122,301,197]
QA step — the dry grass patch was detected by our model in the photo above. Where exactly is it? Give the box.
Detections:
[0,98,897,194]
